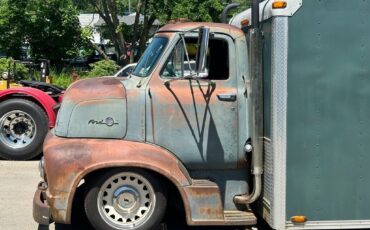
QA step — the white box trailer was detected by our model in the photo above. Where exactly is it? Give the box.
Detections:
[231,0,370,229]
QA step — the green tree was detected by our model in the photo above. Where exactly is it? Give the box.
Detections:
[88,59,119,77]
[85,0,128,63]
[0,0,29,59]
[171,0,224,22]
[134,0,179,61]
[0,0,82,65]
[80,26,110,60]
[26,0,82,63]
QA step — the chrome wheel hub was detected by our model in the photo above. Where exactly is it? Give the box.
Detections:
[0,110,36,149]
[97,172,155,229]
[113,186,140,213]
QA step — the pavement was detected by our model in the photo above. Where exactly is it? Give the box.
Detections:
[0,160,257,230]
[0,160,45,230]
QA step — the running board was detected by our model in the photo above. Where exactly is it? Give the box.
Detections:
[182,179,257,226]
[224,210,257,225]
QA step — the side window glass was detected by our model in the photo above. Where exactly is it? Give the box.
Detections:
[161,37,229,80]
[162,42,185,78]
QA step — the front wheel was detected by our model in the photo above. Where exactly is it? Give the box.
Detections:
[84,169,167,230]
[0,98,48,160]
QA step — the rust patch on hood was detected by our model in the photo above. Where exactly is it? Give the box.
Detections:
[64,77,126,102]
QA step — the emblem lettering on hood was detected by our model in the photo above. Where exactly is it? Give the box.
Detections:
[88,117,119,127]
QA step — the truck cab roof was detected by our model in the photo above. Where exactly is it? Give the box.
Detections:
[157,22,244,39]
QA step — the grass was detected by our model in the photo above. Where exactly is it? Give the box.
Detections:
[50,60,120,88]
[52,72,74,89]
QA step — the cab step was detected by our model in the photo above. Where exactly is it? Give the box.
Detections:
[224,210,257,225]
[184,179,256,226]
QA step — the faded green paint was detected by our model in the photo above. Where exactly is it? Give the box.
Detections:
[190,169,248,210]
[286,0,370,221]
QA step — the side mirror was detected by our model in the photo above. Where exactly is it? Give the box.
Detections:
[195,27,210,78]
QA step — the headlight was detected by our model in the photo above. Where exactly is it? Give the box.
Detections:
[38,157,45,180]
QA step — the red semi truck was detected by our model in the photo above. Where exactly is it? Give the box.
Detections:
[0,60,63,160]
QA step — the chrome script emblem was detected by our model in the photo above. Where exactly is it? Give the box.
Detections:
[88,117,119,127]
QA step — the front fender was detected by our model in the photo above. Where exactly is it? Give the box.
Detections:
[43,131,191,223]
[0,87,57,127]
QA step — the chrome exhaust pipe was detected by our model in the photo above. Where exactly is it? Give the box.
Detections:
[234,0,263,205]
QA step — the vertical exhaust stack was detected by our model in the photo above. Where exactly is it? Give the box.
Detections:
[234,0,263,205]
[221,3,240,23]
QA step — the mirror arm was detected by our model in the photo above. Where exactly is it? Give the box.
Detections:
[180,34,194,75]
[164,77,215,87]
[195,27,210,78]
[164,76,192,87]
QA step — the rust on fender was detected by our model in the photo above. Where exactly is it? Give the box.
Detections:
[43,131,192,223]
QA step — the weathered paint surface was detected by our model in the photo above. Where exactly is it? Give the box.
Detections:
[158,22,243,39]
[181,180,224,225]
[55,77,127,138]
[43,131,191,223]
[147,27,246,170]
[286,0,370,221]
[43,131,253,226]
[40,22,253,226]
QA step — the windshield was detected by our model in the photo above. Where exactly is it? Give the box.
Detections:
[132,37,168,78]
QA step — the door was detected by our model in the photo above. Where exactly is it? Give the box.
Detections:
[148,34,239,170]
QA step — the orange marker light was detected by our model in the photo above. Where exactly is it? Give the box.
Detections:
[272,1,288,9]
[291,215,308,224]
[241,19,250,27]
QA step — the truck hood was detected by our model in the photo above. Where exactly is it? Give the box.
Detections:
[55,77,127,138]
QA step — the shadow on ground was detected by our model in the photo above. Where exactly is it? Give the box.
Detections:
[0,153,43,161]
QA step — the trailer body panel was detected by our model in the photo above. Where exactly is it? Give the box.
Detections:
[286,0,370,222]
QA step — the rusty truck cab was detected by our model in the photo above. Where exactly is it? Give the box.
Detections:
[34,22,255,229]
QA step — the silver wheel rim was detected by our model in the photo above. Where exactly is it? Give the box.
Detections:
[97,172,156,229]
[0,110,37,149]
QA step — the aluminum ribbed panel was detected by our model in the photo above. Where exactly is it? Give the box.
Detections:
[263,138,273,224]
[266,16,289,230]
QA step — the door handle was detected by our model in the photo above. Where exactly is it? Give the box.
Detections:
[217,93,237,101]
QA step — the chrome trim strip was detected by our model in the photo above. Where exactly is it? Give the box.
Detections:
[286,220,370,229]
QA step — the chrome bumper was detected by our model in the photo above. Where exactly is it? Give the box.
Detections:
[33,181,52,225]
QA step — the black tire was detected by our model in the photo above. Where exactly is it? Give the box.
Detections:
[84,169,167,230]
[0,98,48,160]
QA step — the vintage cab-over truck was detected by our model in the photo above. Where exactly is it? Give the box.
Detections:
[34,0,370,229]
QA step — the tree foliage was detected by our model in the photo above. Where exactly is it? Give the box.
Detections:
[0,0,252,66]
[27,0,82,62]
[171,0,224,22]
[88,59,119,77]
[84,0,128,63]
[0,0,82,63]
[0,58,29,79]
[0,0,29,58]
